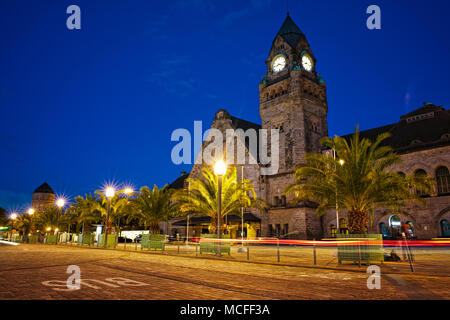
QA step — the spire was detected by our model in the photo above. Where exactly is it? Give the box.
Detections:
[33,182,54,194]
[275,13,304,48]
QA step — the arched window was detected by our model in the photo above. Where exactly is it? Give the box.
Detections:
[436,166,450,195]
[379,222,389,237]
[440,220,450,237]
[415,169,428,196]
[389,215,401,228]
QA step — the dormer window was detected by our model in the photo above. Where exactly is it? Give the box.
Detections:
[406,112,434,123]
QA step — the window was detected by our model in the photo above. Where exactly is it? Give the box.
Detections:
[389,215,401,227]
[379,222,389,237]
[275,224,281,237]
[338,218,348,235]
[330,224,337,238]
[283,224,289,236]
[414,169,428,196]
[281,195,286,206]
[441,220,450,237]
[268,224,274,237]
[436,166,450,195]
[274,196,279,207]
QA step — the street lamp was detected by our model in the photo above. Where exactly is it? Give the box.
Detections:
[9,213,17,242]
[27,208,35,239]
[333,149,345,233]
[121,187,133,241]
[56,198,65,244]
[104,186,115,248]
[123,187,133,195]
[237,165,247,253]
[214,160,227,257]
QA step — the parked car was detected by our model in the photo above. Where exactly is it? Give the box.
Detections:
[117,236,133,243]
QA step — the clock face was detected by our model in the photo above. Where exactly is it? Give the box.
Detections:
[272,55,286,73]
[302,54,313,72]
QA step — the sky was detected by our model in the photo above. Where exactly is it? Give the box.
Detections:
[1,0,449,211]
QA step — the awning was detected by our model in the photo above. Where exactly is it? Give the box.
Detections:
[171,213,261,226]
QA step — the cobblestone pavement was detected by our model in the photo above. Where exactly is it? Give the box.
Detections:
[0,244,448,300]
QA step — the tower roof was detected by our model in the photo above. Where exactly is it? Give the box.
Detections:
[33,182,55,194]
[275,13,304,48]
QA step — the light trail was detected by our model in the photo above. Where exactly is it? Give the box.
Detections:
[0,240,20,246]
[189,238,450,247]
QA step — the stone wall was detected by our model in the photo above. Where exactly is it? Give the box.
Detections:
[320,145,450,239]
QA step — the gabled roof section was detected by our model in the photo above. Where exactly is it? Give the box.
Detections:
[169,172,189,190]
[230,116,262,132]
[341,103,450,154]
[400,103,445,119]
[33,182,54,194]
[275,13,304,48]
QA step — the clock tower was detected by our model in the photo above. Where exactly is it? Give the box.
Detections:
[258,14,327,239]
[259,13,328,172]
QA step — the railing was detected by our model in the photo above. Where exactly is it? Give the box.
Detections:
[4,232,435,273]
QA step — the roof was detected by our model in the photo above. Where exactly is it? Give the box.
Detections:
[33,182,55,194]
[400,103,445,119]
[169,173,189,190]
[230,115,262,132]
[172,213,261,226]
[215,110,262,162]
[342,103,450,154]
[275,13,304,48]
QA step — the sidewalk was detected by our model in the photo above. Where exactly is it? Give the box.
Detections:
[27,241,450,278]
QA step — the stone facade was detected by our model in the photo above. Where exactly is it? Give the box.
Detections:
[174,14,450,240]
[31,182,55,209]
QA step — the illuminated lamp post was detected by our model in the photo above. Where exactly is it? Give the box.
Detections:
[214,160,227,257]
[333,148,345,234]
[56,198,65,244]
[9,213,17,241]
[27,208,35,240]
[237,165,247,253]
[104,187,115,248]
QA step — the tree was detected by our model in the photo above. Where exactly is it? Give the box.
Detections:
[132,185,177,234]
[286,127,434,234]
[70,193,102,233]
[13,214,32,236]
[172,166,265,233]
[94,189,130,234]
[33,206,60,232]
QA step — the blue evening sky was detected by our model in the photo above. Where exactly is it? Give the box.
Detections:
[1,0,449,210]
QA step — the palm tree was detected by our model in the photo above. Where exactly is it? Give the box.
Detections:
[286,127,434,234]
[172,166,265,233]
[14,213,32,236]
[70,193,102,233]
[33,206,60,233]
[132,185,177,234]
[94,189,130,234]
